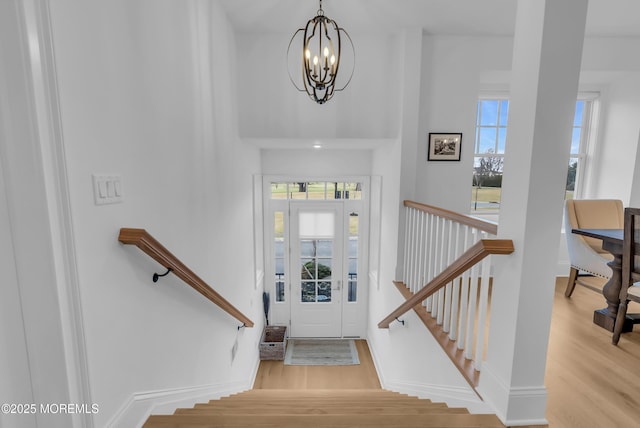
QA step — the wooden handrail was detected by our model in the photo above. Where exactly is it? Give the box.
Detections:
[119,228,254,328]
[378,239,513,328]
[404,200,498,235]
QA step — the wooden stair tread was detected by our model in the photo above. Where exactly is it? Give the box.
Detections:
[198,401,447,407]
[144,413,504,427]
[178,406,469,415]
[143,388,504,428]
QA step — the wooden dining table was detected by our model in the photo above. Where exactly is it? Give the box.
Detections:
[572,228,640,332]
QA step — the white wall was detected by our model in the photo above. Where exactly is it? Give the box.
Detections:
[261,149,372,176]
[47,0,262,425]
[416,36,513,214]
[415,35,640,214]
[235,31,401,139]
[588,73,640,203]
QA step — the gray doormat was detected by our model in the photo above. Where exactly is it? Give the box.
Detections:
[284,339,360,366]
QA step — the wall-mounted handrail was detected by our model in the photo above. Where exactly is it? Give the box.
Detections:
[404,200,497,235]
[119,228,254,328]
[378,239,513,328]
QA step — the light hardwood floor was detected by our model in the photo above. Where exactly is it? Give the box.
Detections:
[543,277,640,428]
[254,339,381,389]
[253,278,640,427]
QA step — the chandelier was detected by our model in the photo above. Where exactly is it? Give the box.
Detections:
[287,0,354,104]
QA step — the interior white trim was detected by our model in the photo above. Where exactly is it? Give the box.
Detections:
[106,380,251,428]
[477,362,549,427]
[366,335,491,414]
[17,1,94,426]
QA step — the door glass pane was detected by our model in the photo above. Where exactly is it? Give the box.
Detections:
[316,239,332,257]
[301,259,315,279]
[317,258,332,278]
[274,211,285,302]
[301,281,316,302]
[348,212,359,302]
[300,240,315,257]
[317,281,332,302]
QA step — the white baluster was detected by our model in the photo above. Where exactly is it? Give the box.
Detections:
[448,222,462,340]
[457,225,472,349]
[403,207,411,287]
[424,213,434,312]
[442,219,455,332]
[413,211,423,293]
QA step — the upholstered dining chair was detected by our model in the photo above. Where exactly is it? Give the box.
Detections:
[564,199,624,297]
[612,207,640,345]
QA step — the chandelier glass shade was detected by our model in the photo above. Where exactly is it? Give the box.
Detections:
[287,0,354,104]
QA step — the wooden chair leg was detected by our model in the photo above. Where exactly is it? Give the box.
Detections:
[612,300,628,345]
[565,267,579,297]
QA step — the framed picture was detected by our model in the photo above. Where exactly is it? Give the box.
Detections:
[428,133,462,161]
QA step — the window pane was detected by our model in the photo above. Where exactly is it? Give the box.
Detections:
[274,211,285,302]
[316,239,332,257]
[317,282,331,302]
[570,128,581,154]
[499,100,509,125]
[344,182,362,200]
[289,182,307,199]
[478,127,497,153]
[348,276,357,302]
[497,128,507,154]
[326,182,338,200]
[307,182,325,200]
[271,182,288,199]
[479,100,499,126]
[276,279,285,302]
[348,212,358,302]
[574,101,584,126]
[317,259,332,277]
[301,282,316,302]
[300,240,315,257]
[566,158,579,199]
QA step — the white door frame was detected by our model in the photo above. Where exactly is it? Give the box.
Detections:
[262,177,370,339]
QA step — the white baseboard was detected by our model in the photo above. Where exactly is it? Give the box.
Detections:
[477,363,548,426]
[106,380,249,428]
[365,334,490,413]
[106,345,261,427]
[384,380,492,414]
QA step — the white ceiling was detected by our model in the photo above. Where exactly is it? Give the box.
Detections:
[219,0,640,38]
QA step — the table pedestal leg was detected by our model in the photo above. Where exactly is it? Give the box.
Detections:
[593,253,634,332]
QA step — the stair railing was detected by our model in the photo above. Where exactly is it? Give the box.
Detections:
[119,228,254,328]
[378,201,513,386]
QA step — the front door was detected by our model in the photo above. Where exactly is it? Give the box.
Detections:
[290,202,343,337]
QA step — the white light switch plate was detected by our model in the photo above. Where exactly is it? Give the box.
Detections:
[92,174,123,205]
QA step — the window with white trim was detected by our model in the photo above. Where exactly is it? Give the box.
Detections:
[470,95,598,213]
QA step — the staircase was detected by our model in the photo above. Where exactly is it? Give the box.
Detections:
[143,389,505,427]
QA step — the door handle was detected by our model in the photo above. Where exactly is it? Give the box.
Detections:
[333,280,342,291]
